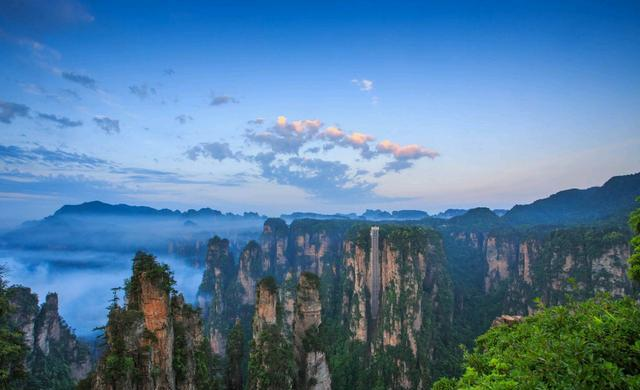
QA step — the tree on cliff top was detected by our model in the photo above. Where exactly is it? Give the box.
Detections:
[432,295,640,389]
[0,265,28,388]
[627,196,640,282]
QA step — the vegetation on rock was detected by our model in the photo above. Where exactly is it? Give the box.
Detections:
[225,320,244,390]
[628,197,640,282]
[93,251,219,389]
[0,266,28,388]
[433,294,640,389]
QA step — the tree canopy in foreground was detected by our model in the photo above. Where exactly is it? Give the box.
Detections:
[434,295,640,389]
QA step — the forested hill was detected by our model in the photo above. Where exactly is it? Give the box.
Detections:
[503,172,640,226]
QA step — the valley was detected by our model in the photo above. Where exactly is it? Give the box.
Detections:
[1,173,638,388]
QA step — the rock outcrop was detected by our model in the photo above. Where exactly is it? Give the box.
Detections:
[484,236,514,292]
[197,236,236,355]
[93,251,214,390]
[248,277,295,390]
[7,287,92,386]
[237,240,263,305]
[261,218,289,277]
[491,314,524,327]
[199,218,635,389]
[340,226,454,389]
[293,272,331,390]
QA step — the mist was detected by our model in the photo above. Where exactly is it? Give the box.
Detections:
[1,249,206,337]
[2,214,263,254]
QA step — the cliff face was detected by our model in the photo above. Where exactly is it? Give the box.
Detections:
[342,241,369,342]
[197,236,236,355]
[203,221,455,388]
[237,240,263,305]
[199,218,635,388]
[248,277,295,390]
[443,225,635,364]
[93,251,214,390]
[261,218,289,277]
[199,219,351,361]
[340,226,454,389]
[253,278,278,335]
[477,228,633,312]
[293,273,331,390]
[483,236,514,292]
[7,287,92,386]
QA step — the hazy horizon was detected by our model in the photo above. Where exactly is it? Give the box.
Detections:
[2,1,639,228]
[2,169,638,230]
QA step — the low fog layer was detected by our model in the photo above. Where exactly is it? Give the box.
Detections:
[2,214,263,253]
[1,249,204,336]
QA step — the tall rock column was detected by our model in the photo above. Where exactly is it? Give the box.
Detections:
[94,252,215,390]
[293,272,331,390]
[248,277,295,390]
[261,218,289,279]
[7,287,92,385]
[369,226,381,321]
[197,236,236,355]
[237,240,264,305]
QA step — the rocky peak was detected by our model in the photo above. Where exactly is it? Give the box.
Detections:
[294,272,322,331]
[249,276,296,390]
[253,277,278,335]
[238,240,263,304]
[293,272,331,390]
[197,236,236,354]
[261,218,289,276]
[7,286,38,351]
[36,293,61,355]
[93,251,214,390]
[7,286,92,385]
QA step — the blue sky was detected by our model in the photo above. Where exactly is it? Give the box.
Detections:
[1,0,639,226]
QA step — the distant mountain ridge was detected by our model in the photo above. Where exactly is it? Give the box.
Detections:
[42,171,640,227]
[503,172,640,226]
[2,172,639,253]
[54,200,264,219]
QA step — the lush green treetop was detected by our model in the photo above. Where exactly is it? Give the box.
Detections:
[433,294,640,389]
[627,196,640,282]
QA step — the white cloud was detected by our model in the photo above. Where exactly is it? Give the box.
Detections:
[351,79,374,92]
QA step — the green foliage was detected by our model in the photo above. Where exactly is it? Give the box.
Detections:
[26,338,81,389]
[434,295,640,389]
[302,325,322,353]
[248,324,296,390]
[225,321,244,390]
[264,218,288,236]
[0,266,28,388]
[257,276,278,295]
[324,338,372,390]
[298,272,321,292]
[173,320,188,384]
[126,251,176,310]
[627,197,640,282]
[194,338,222,390]
[75,373,94,390]
[244,240,264,277]
[101,306,139,385]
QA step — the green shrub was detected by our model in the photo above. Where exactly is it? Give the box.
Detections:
[434,295,640,389]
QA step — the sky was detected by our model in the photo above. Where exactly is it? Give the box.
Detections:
[1,0,640,227]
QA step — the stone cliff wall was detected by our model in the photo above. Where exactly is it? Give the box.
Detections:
[293,273,331,390]
[93,252,210,390]
[7,288,93,385]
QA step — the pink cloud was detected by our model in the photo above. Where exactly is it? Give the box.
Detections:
[376,140,439,160]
